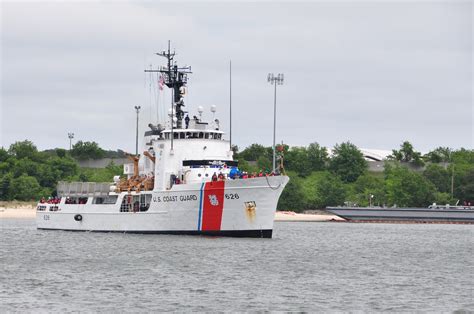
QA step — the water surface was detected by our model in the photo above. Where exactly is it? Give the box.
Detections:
[1,219,472,311]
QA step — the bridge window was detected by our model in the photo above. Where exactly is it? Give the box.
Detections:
[93,195,118,204]
[140,194,152,212]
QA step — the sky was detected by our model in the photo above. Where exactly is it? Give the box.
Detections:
[1,1,473,154]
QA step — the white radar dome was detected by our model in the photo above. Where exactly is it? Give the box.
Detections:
[210,105,217,113]
[198,106,203,114]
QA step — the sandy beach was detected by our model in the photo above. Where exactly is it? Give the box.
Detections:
[0,205,343,222]
[0,201,37,219]
[274,211,344,222]
[0,207,36,219]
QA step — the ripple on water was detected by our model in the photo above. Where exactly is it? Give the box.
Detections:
[0,219,472,312]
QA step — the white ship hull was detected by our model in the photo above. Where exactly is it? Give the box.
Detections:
[36,176,289,238]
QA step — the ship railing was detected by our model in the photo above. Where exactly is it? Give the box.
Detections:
[57,181,111,197]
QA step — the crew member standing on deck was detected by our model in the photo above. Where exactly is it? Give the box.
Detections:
[185,115,190,129]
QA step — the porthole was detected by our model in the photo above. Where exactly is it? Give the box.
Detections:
[205,174,209,177]
[198,173,202,177]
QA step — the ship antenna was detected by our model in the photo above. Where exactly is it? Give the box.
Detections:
[229,60,232,151]
[145,41,192,152]
[145,40,192,132]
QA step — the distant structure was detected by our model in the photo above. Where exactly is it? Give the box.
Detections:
[359,149,392,162]
[327,148,391,162]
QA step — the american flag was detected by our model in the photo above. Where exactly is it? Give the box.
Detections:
[158,75,164,91]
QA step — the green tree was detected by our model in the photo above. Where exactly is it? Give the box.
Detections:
[0,157,15,176]
[9,174,42,201]
[307,142,328,171]
[79,173,89,182]
[384,165,436,207]
[423,164,450,193]
[235,159,257,173]
[316,172,346,207]
[424,147,451,163]
[349,174,385,206]
[238,144,270,161]
[105,161,123,178]
[285,147,311,177]
[72,162,123,183]
[434,192,455,205]
[277,176,306,212]
[36,163,60,188]
[48,156,78,179]
[70,141,105,160]
[0,148,9,162]
[0,173,13,200]
[8,140,39,160]
[451,148,474,164]
[456,169,474,203]
[450,149,474,202]
[55,148,67,158]
[389,141,424,166]
[11,158,40,178]
[329,142,367,183]
[300,171,326,208]
[256,156,272,172]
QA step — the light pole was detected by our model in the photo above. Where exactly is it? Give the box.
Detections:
[68,132,74,150]
[134,105,141,155]
[267,73,284,172]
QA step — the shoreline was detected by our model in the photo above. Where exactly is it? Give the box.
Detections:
[0,207,343,222]
[0,207,36,219]
[274,211,344,222]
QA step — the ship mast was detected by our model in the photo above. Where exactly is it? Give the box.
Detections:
[145,41,192,130]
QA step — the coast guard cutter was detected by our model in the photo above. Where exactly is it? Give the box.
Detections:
[36,44,289,238]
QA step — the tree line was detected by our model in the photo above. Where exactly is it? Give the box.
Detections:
[233,141,473,211]
[0,140,123,201]
[0,139,472,210]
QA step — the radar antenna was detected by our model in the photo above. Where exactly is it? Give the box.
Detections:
[145,40,192,129]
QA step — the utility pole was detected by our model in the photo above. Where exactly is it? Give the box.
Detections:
[68,132,74,150]
[134,106,141,155]
[267,73,284,172]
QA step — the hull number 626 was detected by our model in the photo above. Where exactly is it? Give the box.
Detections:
[225,193,239,200]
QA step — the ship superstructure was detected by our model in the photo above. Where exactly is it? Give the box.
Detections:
[36,44,289,238]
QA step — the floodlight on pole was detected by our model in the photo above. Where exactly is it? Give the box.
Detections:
[267,72,284,172]
[134,105,141,155]
[68,132,74,150]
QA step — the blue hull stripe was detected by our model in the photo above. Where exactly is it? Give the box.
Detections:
[197,182,205,230]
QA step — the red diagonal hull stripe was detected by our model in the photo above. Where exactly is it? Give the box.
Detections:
[201,181,225,231]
